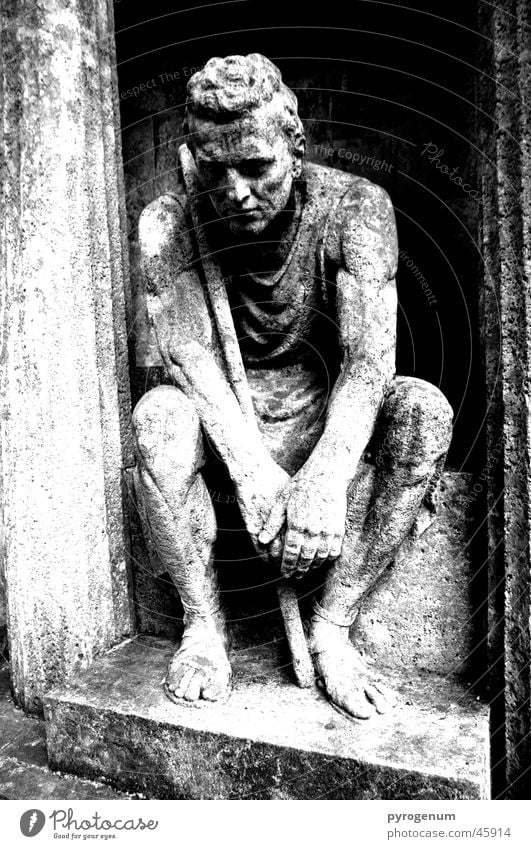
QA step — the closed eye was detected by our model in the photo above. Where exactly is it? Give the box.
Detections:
[238,159,273,177]
[199,161,225,179]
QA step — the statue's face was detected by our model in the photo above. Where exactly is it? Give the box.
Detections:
[192,106,300,236]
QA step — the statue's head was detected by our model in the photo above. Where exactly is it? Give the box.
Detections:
[185,53,306,236]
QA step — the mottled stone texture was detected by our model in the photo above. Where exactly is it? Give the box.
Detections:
[0,0,134,712]
[44,636,489,800]
[128,469,484,680]
[353,473,484,677]
[0,665,134,800]
[477,0,531,798]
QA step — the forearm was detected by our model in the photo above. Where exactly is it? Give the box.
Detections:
[304,358,392,484]
[167,341,272,488]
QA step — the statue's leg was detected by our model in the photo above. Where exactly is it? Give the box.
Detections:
[132,385,231,704]
[308,376,453,719]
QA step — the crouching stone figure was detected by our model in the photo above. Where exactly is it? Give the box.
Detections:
[132,53,453,719]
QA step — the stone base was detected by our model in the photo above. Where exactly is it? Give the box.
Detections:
[44,636,490,800]
[0,666,136,800]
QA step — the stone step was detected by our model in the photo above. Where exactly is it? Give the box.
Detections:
[44,635,490,800]
[0,666,138,800]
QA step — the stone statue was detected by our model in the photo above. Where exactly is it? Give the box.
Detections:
[132,54,453,719]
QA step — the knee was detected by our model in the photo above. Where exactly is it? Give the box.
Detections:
[379,377,453,473]
[132,386,200,465]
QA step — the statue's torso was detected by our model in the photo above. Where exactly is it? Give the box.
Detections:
[171,161,366,473]
[219,163,361,472]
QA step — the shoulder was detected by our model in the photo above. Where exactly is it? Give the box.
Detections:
[336,178,397,279]
[338,177,395,229]
[307,165,397,277]
[139,191,194,266]
[303,160,360,195]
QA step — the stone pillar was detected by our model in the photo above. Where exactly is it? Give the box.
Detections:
[0,0,134,712]
[477,0,531,798]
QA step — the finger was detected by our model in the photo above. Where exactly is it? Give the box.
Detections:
[269,536,284,561]
[297,541,319,574]
[328,534,344,560]
[253,536,273,565]
[312,539,330,569]
[281,530,304,577]
[259,500,287,545]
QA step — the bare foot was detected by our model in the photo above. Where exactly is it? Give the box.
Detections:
[308,617,396,719]
[164,615,232,705]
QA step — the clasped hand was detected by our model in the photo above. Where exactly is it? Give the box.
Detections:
[257,465,348,578]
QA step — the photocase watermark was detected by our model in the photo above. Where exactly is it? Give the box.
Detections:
[398,249,437,307]
[374,431,394,469]
[120,65,204,101]
[20,809,46,837]
[458,436,504,508]
[313,143,393,173]
[51,808,157,838]
[420,142,480,201]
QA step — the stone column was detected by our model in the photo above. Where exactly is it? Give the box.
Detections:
[0,0,134,712]
[477,0,531,798]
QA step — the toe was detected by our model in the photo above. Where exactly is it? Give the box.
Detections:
[201,677,228,701]
[202,661,231,701]
[372,681,398,710]
[173,667,196,698]
[165,667,187,694]
[341,689,376,720]
[364,684,389,714]
[183,670,203,702]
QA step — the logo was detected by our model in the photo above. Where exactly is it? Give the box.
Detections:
[20,810,46,837]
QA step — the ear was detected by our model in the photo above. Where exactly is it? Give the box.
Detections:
[291,132,306,179]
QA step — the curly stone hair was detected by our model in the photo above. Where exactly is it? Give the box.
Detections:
[184,53,305,150]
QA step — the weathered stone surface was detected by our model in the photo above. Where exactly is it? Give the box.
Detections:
[0,758,138,802]
[477,0,531,798]
[354,473,484,677]
[0,666,136,800]
[0,565,6,643]
[44,635,489,800]
[130,53,454,721]
[129,470,482,681]
[0,0,134,712]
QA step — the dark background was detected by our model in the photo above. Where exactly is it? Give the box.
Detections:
[114,0,483,472]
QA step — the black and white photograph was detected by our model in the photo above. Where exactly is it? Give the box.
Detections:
[0,0,530,839]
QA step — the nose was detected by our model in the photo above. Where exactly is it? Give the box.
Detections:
[226,169,251,204]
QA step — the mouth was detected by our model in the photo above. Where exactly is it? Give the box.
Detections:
[234,209,261,219]
[228,210,264,229]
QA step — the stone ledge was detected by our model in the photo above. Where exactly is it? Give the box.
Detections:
[0,666,137,800]
[44,636,490,800]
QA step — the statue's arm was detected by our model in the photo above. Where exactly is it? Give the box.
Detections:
[139,195,288,534]
[258,180,398,573]
[304,179,398,483]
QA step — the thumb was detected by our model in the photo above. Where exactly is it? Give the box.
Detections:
[259,499,287,544]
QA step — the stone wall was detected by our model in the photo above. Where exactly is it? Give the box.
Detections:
[477,0,531,799]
